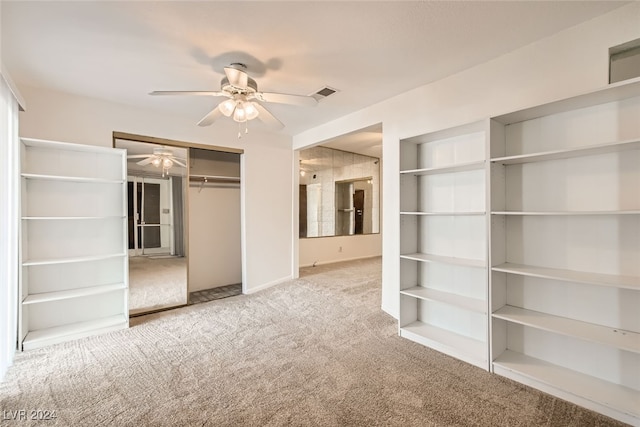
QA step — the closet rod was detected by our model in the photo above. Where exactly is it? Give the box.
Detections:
[188,174,240,184]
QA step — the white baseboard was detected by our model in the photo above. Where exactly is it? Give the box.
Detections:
[299,254,380,268]
[243,275,293,295]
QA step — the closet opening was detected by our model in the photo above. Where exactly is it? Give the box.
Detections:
[113,132,243,316]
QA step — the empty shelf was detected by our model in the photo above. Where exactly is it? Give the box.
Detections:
[401,211,485,216]
[22,314,128,351]
[492,263,639,290]
[22,173,123,184]
[492,210,640,216]
[23,283,126,305]
[401,287,486,313]
[400,160,485,176]
[23,253,126,266]
[493,350,639,422]
[493,305,640,354]
[401,321,486,368]
[22,216,125,220]
[490,138,640,165]
[401,252,485,268]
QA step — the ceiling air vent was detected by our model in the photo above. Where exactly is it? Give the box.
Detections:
[311,86,339,101]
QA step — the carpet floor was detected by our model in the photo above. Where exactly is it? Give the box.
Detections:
[0,257,625,426]
[128,256,187,315]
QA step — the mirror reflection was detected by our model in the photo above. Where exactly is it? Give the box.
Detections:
[299,146,380,238]
[115,139,188,315]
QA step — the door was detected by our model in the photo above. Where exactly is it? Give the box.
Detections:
[299,185,307,238]
[353,189,364,235]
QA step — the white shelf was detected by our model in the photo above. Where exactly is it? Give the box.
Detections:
[490,138,640,165]
[400,160,485,176]
[492,305,640,354]
[492,77,640,125]
[22,173,123,184]
[19,138,128,351]
[493,350,640,423]
[492,210,640,216]
[22,253,126,267]
[22,314,128,351]
[22,216,126,220]
[400,252,485,268]
[492,263,639,291]
[400,321,486,367]
[21,137,126,154]
[23,283,126,305]
[401,287,486,313]
[401,211,485,216]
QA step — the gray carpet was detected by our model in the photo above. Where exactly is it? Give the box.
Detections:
[0,257,624,426]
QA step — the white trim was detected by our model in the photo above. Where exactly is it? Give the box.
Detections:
[0,73,20,379]
[240,154,248,295]
[0,64,26,111]
[299,254,380,268]
[243,275,293,295]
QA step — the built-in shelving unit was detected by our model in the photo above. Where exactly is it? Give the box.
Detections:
[19,138,128,350]
[489,78,640,425]
[399,120,489,370]
[397,77,640,424]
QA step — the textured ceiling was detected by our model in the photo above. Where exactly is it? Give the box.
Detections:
[2,1,627,144]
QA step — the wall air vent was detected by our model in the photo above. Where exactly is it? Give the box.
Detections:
[311,86,339,101]
[609,38,640,83]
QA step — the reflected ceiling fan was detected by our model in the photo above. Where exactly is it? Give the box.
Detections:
[127,147,186,177]
[149,63,317,136]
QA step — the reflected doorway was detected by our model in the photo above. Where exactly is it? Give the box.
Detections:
[115,138,189,316]
[128,179,169,256]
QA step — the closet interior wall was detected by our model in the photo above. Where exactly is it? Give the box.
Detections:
[188,148,242,293]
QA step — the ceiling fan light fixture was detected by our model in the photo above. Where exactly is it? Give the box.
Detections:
[162,158,174,168]
[233,103,247,122]
[244,101,259,120]
[219,99,236,117]
[151,157,162,167]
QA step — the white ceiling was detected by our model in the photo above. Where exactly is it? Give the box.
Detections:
[2,1,627,148]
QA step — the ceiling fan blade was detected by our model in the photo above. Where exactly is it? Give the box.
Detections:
[137,158,153,166]
[254,103,284,129]
[149,91,227,97]
[254,92,318,106]
[127,154,152,159]
[224,67,248,89]
[197,106,223,127]
[171,158,187,168]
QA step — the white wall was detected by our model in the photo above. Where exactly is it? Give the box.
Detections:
[17,85,294,294]
[299,234,382,268]
[293,3,640,318]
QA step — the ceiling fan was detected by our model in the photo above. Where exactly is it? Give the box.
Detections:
[149,63,317,135]
[127,147,186,177]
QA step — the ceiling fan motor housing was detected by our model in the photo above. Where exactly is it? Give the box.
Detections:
[221,76,258,94]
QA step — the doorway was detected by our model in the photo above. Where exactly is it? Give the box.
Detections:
[353,189,364,235]
[128,180,167,255]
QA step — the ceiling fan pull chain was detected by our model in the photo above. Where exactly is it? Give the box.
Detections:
[237,122,242,139]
